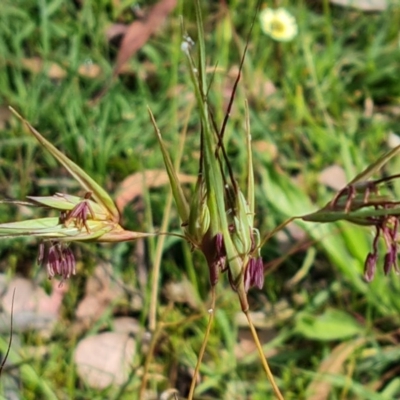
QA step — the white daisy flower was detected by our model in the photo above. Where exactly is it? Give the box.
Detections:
[259,7,298,42]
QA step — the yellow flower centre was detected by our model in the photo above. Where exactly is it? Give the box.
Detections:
[271,19,286,33]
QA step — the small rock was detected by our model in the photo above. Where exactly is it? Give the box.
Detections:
[74,332,136,390]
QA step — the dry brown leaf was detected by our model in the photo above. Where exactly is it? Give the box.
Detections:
[307,338,366,400]
[115,169,196,212]
[113,0,177,76]
[74,332,136,389]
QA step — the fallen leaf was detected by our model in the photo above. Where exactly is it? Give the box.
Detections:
[113,0,177,76]
[329,0,388,11]
[115,169,196,212]
[74,332,136,389]
[92,0,176,104]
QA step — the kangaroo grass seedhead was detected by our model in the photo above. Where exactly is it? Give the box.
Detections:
[0,108,153,280]
[303,144,400,282]
[151,2,285,398]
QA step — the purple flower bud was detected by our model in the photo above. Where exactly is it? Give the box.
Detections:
[364,252,378,282]
[202,233,226,286]
[63,199,94,232]
[383,243,398,275]
[39,242,76,281]
[63,247,76,279]
[244,257,264,292]
[216,233,224,255]
[383,252,393,275]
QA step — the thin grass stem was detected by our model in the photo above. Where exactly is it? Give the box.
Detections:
[148,191,174,332]
[259,216,297,248]
[188,287,216,400]
[138,322,164,399]
[244,310,284,400]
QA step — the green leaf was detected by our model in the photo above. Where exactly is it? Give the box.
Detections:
[302,204,400,224]
[27,194,108,219]
[148,107,189,223]
[0,217,112,240]
[9,107,120,222]
[349,144,400,185]
[295,309,364,341]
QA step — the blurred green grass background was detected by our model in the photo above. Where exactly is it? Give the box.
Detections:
[1,0,400,398]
